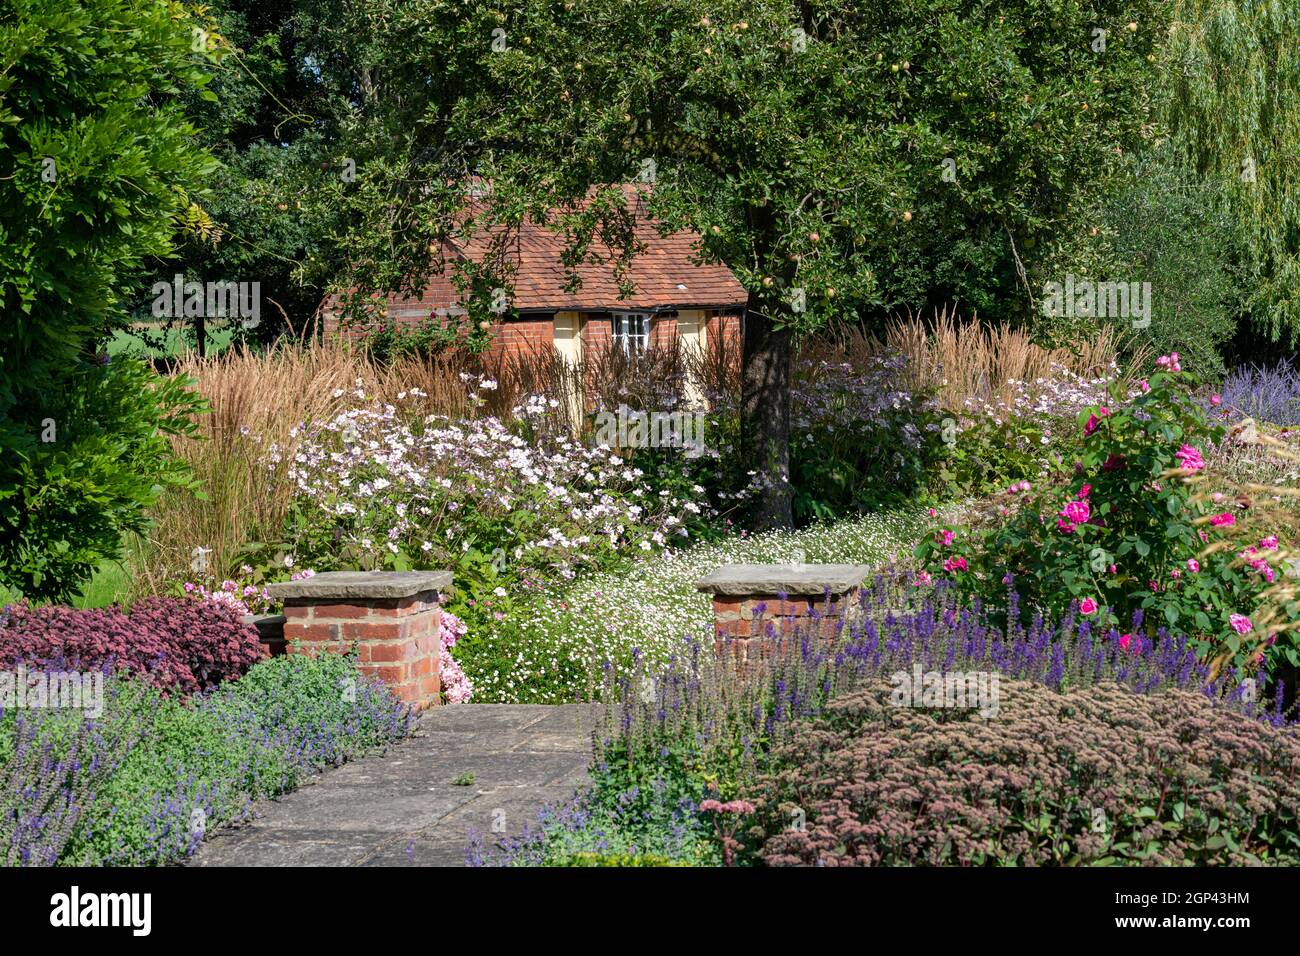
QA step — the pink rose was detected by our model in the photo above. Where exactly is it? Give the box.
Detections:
[1060,500,1090,525]
[943,556,968,573]
[1118,633,1134,653]
[1186,558,1199,573]
[1210,394,1221,406]
[1229,614,1253,635]
[1083,407,1109,437]
[1260,535,1279,550]
[1210,512,1236,527]
[1174,444,1205,473]
[1079,597,1098,615]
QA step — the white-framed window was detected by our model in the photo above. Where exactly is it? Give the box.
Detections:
[611,311,651,355]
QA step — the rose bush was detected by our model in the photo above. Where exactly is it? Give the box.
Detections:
[919,355,1300,676]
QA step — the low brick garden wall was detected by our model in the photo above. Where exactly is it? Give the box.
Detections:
[696,563,873,665]
[244,570,451,709]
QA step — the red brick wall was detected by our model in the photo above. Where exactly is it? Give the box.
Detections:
[579,313,612,352]
[480,314,555,364]
[649,314,678,348]
[706,311,743,353]
[281,593,443,709]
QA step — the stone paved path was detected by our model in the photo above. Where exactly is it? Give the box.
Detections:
[190,704,593,867]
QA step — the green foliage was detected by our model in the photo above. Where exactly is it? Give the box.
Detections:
[0,360,206,602]
[309,0,1170,331]
[0,0,218,600]
[1100,146,1238,376]
[790,370,943,522]
[355,316,464,363]
[935,412,1070,499]
[547,851,682,867]
[1165,0,1300,345]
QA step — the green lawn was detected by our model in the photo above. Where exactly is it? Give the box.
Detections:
[107,323,236,358]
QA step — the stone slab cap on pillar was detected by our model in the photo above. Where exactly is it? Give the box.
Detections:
[267,570,452,601]
[695,563,874,596]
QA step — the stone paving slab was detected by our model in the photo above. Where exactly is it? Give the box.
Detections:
[190,704,593,867]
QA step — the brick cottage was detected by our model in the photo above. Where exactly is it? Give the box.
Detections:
[319,186,748,370]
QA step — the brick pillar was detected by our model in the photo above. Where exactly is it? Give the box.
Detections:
[696,564,872,663]
[266,571,451,709]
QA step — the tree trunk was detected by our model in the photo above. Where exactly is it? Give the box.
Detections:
[741,296,793,530]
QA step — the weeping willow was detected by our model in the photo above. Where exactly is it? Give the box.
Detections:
[1165,0,1300,344]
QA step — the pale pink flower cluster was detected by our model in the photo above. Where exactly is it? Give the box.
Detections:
[182,575,272,616]
[270,395,705,583]
[438,610,473,704]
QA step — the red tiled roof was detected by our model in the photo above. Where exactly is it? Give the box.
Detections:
[318,187,749,324]
[449,186,747,312]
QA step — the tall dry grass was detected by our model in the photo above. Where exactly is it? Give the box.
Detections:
[130,310,1129,594]
[128,344,380,598]
[809,306,1140,411]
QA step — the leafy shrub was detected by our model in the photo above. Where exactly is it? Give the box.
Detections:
[357,317,464,363]
[787,354,942,521]
[1,655,411,866]
[0,0,217,601]
[0,360,206,602]
[468,784,720,867]
[919,357,1300,675]
[0,597,261,695]
[1097,145,1239,377]
[935,363,1118,496]
[547,851,682,867]
[750,679,1300,866]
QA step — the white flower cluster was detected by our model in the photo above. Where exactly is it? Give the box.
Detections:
[466,509,929,703]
